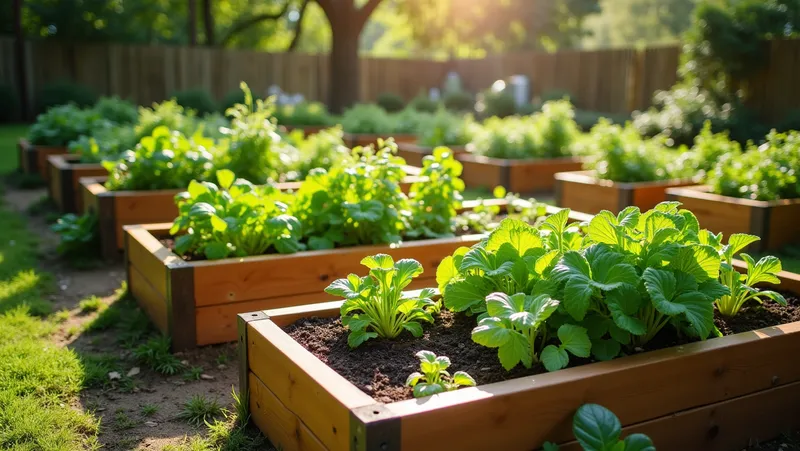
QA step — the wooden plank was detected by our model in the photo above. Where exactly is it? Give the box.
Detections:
[555,171,619,214]
[248,320,374,451]
[249,372,328,451]
[507,158,584,194]
[125,225,176,299]
[385,321,800,450]
[112,189,181,249]
[79,177,106,215]
[766,201,800,250]
[70,165,108,213]
[668,186,753,238]
[47,155,65,210]
[128,264,169,334]
[457,155,504,191]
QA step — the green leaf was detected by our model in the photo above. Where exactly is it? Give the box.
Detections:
[395,259,424,290]
[616,206,640,229]
[485,292,520,318]
[542,208,570,235]
[592,263,638,291]
[553,251,592,281]
[402,322,424,337]
[415,350,436,362]
[471,318,512,348]
[436,255,459,293]
[347,329,378,348]
[485,219,542,255]
[623,434,656,451]
[698,280,731,302]
[343,315,370,332]
[203,241,230,260]
[187,180,209,199]
[452,371,476,387]
[413,383,445,398]
[541,345,569,372]
[460,247,495,273]
[308,236,334,250]
[672,245,720,281]
[587,212,619,246]
[573,404,622,451]
[558,324,591,358]
[497,331,532,370]
[746,254,782,286]
[216,169,236,190]
[444,275,492,312]
[405,371,423,387]
[325,275,362,299]
[608,323,631,345]
[563,278,594,321]
[210,215,228,233]
[672,291,715,338]
[361,254,394,270]
[526,294,561,328]
[724,233,760,260]
[591,338,621,361]
[542,442,560,451]
[758,290,788,306]
[643,268,676,308]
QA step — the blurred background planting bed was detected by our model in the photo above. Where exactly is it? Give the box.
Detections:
[667,185,800,252]
[554,170,697,215]
[123,201,590,350]
[397,143,467,168]
[457,153,583,194]
[239,268,800,451]
[47,154,108,213]
[17,138,68,181]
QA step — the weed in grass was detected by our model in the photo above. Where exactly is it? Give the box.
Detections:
[78,296,105,313]
[133,336,183,375]
[232,386,248,426]
[118,377,138,393]
[118,307,153,347]
[78,353,121,389]
[66,325,81,337]
[215,352,230,366]
[141,404,158,417]
[180,395,223,427]
[183,366,204,381]
[53,308,70,323]
[112,409,137,431]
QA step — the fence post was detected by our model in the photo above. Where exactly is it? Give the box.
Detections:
[626,48,645,113]
[12,0,29,119]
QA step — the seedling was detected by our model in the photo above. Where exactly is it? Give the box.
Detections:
[544,404,655,451]
[405,351,475,397]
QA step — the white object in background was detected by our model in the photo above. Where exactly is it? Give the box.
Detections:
[291,93,305,105]
[429,88,441,102]
[444,71,462,93]
[509,75,530,108]
[268,84,282,99]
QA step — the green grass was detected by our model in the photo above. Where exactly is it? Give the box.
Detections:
[78,296,105,314]
[0,201,100,449]
[180,395,223,427]
[0,124,29,175]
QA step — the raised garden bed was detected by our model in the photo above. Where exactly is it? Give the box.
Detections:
[396,143,467,168]
[457,153,583,194]
[124,202,591,350]
[666,185,800,252]
[554,170,697,215]
[82,172,426,261]
[238,268,800,451]
[18,139,68,181]
[281,125,329,136]
[343,133,416,149]
[47,154,108,213]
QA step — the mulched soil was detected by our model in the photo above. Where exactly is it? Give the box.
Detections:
[286,292,800,403]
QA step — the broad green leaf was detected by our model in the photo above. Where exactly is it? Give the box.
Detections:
[698,280,731,302]
[415,350,436,362]
[724,233,760,260]
[472,318,512,347]
[644,212,678,241]
[216,169,235,190]
[395,259,424,290]
[444,276,492,312]
[496,242,523,265]
[674,270,699,294]
[210,215,228,232]
[405,372,423,386]
[587,212,619,246]
[623,434,656,451]
[583,314,610,339]
[591,338,621,361]
[672,245,720,281]
[542,208,570,235]
[486,261,515,277]
[343,315,371,332]
[541,345,569,372]
[563,278,594,321]
[552,251,592,282]
[617,206,640,229]
[486,219,542,255]
[606,285,644,316]
[674,291,715,338]
[497,331,532,370]
[347,329,378,348]
[758,290,788,306]
[542,442,560,451]
[746,255,782,286]
[187,180,209,199]
[535,250,560,275]
[643,268,676,309]
[452,371,476,387]
[203,241,230,260]
[436,255,459,293]
[361,254,394,270]
[558,324,591,357]
[608,323,631,345]
[592,264,638,291]
[325,275,362,299]
[573,404,622,451]
[397,299,420,315]
[460,247,495,273]
[486,292,520,318]
[414,383,445,398]
[526,294,561,328]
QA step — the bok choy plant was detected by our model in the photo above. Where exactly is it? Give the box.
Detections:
[405,351,475,398]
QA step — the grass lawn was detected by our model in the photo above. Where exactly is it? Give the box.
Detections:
[0,124,29,175]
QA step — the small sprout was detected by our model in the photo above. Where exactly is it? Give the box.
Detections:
[179,394,223,426]
[183,366,204,381]
[405,350,475,398]
[141,404,158,417]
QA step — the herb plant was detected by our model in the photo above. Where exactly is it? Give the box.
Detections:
[52,213,100,260]
[406,147,465,238]
[93,96,138,125]
[543,404,655,451]
[170,170,303,260]
[340,103,396,135]
[134,100,197,142]
[68,123,137,164]
[286,126,350,180]
[28,105,105,147]
[715,233,786,317]
[416,109,476,148]
[405,351,475,397]
[326,254,438,347]
[273,101,331,127]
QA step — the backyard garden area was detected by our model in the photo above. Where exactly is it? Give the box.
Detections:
[2,0,800,450]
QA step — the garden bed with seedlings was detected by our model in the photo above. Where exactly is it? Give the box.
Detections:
[48,154,109,213]
[555,170,696,215]
[240,202,800,451]
[124,151,590,350]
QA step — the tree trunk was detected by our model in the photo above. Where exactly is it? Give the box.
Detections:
[202,0,215,46]
[188,0,197,46]
[12,0,28,119]
[329,23,361,113]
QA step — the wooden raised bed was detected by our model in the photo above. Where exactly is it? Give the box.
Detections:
[343,133,416,149]
[239,270,800,451]
[457,153,583,194]
[47,154,108,213]
[18,138,68,180]
[554,170,697,215]
[281,125,330,136]
[82,172,426,261]
[666,185,800,252]
[396,143,467,168]
[125,202,590,350]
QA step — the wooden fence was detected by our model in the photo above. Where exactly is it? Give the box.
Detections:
[0,38,797,120]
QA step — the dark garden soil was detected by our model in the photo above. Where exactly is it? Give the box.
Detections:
[286,292,800,403]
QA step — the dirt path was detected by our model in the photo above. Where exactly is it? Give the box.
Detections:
[3,186,256,450]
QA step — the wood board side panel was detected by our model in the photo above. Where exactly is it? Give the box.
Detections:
[631,181,696,212]
[71,167,109,213]
[557,178,619,214]
[458,158,503,190]
[80,180,102,215]
[766,202,800,250]
[508,159,584,194]
[128,264,169,334]
[112,192,180,250]
[673,193,752,237]
[249,372,329,451]
[48,158,64,210]
[391,324,800,451]
[125,227,170,299]
[248,321,374,451]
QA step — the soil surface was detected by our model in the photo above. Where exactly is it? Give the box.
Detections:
[287,292,800,403]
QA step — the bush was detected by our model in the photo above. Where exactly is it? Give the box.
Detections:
[93,96,138,125]
[0,85,19,122]
[170,88,218,116]
[35,81,97,113]
[376,93,405,113]
[220,88,247,115]
[391,107,432,135]
[540,89,577,106]
[27,105,106,147]
[134,100,197,141]
[481,90,517,118]
[340,103,395,135]
[273,101,331,127]
[409,94,439,113]
[416,109,476,147]
[443,91,474,112]
[573,110,630,131]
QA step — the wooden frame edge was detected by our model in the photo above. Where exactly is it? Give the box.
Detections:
[166,261,196,351]
[350,404,401,451]
[98,193,118,261]
[237,311,270,416]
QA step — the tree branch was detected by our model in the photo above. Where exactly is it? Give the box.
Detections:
[220,1,292,46]
[287,0,310,51]
[357,0,382,25]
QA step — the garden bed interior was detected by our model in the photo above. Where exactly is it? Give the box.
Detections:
[457,153,583,194]
[240,269,800,451]
[47,154,108,213]
[667,185,800,252]
[554,170,698,215]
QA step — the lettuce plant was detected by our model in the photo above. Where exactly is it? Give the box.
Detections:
[544,404,655,451]
[416,109,476,147]
[405,351,475,398]
[28,105,106,147]
[715,233,786,317]
[406,147,465,239]
[326,254,438,347]
[170,170,302,260]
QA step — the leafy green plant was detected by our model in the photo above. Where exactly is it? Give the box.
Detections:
[405,351,475,397]
[377,92,405,113]
[543,404,655,451]
[416,109,476,148]
[134,100,197,141]
[67,123,137,164]
[406,147,465,238]
[454,189,549,234]
[51,213,100,260]
[443,91,474,112]
[287,126,351,180]
[675,121,741,178]
[35,80,97,113]
[170,170,303,260]
[133,336,183,375]
[391,107,432,135]
[409,93,440,113]
[273,101,331,127]
[220,88,247,115]
[341,103,396,134]
[715,233,786,317]
[93,96,138,125]
[481,90,517,118]
[171,88,218,116]
[103,125,217,191]
[540,89,577,106]
[707,130,800,201]
[28,105,106,147]
[325,254,438,347]
[180,395,223,426]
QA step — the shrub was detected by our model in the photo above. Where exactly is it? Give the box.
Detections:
[540,89,577,106]
[273,101,331,127]
[134,100,197,141]
[340,103,395,135]
[443,91,474,112]
[220,87,247,115]
[416,109,476,147]
[481,90,517,118]
[92,96,138,125]
[35,81,97,113]
[170,88,218,116]
[573,110,629,131]
[0,85,19,122]
[376,92,405,113]
[391,107,432,135]
[27,105,106,147]
[409,94,439,113]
